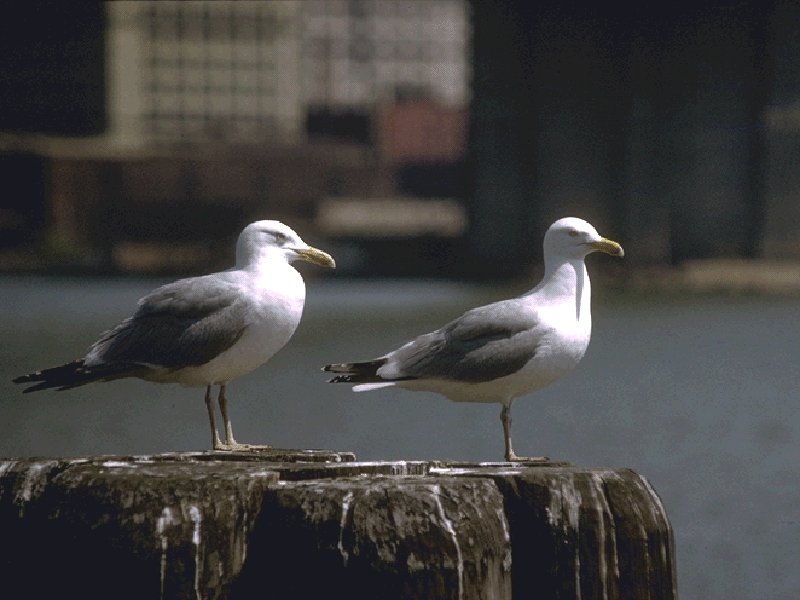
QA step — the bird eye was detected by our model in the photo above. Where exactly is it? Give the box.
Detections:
[568,230,579,238]
[274,232,288,243]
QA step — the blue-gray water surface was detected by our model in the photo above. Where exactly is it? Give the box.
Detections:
[1,275,798,599]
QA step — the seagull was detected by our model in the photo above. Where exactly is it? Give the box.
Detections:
[14,220,335,451]
[324,217,623,461]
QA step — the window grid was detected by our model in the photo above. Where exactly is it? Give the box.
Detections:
[140,1,286,141]
[300,0,468,108]
[131,0,469,143]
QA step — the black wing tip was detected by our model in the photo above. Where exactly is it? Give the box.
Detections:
[323,359,386,372]
[21,384,49,394]
[13,373,49,393]
[328,374,416,384]
[14,377,54,393]
[323,359,390,383]
[13,371,44,384]
[11,359,135,393]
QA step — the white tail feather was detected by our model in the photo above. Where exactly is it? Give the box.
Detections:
[352,382,397,392]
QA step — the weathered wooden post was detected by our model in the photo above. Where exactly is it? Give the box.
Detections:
[0,451,676,599]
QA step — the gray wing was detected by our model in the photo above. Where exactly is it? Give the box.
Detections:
[388,299,547,383]
[87,274,249,369]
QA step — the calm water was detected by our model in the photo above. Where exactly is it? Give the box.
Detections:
[1,275,798,599]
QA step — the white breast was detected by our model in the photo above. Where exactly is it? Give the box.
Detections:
[171,263,306,387]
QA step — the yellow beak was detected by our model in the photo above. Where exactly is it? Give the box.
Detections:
[294,246,336,268]
[588,238,624,257]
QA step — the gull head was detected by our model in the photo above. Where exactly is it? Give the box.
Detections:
[544,217,624,260]
[236,220,336,268]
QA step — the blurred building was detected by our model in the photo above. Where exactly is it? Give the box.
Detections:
[6,1,800,281]
[105,0,469,149]
[1,0,471,275]
[468,0,800,274]
[301,0,468,109]
[106,1,304,148]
